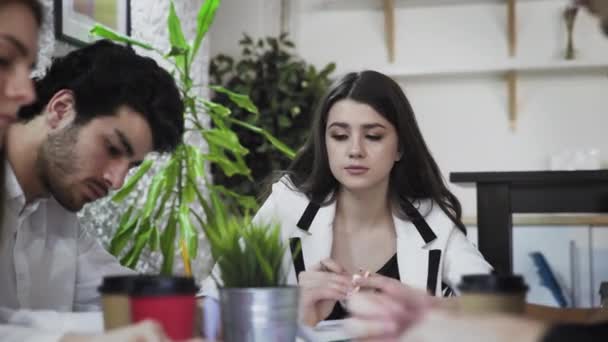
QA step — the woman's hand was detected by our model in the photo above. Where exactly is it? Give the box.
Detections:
[346,274,437,340]
[298,258,353,326]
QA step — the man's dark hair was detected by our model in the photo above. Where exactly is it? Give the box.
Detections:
[18,39,185,152]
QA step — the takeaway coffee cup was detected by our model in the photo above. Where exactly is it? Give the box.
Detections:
[600,282,608,308]
[99,275,137,330]
[457,274,528,315]
[129,276,199,340]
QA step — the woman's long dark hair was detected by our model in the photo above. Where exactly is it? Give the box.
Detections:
[280,70,466,233]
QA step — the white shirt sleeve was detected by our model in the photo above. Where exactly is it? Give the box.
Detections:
[0,307,103,342]
[0,324,64,342]
[442,227,494,291]
[0,307,103,333]
[74,223,136,311]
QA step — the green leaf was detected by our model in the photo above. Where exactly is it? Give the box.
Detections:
[193,147,205,179]
[227,118,296,159]
[320,62,336,78]
[109,217,138,256]
[185,145,204,179]
[163,156,180,191]
[149,226,160,251]
[210,185,257,211]
[89,24,155,50]
[112,159,153,202]
[166,46,189,57]
[278,115,292,128]
[117,205,135,229]
[153,187,174,221]
[210,86,259,115]
[178,205,198,259]
[200,99,231,117]
[191,0,221,61]
[190,178,214,223]
[168,1,188,49]
[210,191,227,232]
[160,214,178,275]
[251,239,275,284]
[205,216,288,287]
[201,152,250,177]
[262,131,296,159]
[168,1,189,71]
[120,220,152,268]
[203,128,249,156]
[182,178,197,204]
[142,172,166,218]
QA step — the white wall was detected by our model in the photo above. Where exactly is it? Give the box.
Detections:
[210,0,608,217]
[209,0,282,58]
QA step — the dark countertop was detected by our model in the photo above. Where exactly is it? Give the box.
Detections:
[450,170,608,184]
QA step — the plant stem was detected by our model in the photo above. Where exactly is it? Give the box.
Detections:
[175,147,192,276]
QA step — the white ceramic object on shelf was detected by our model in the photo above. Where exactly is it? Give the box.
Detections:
[549,148,601,171]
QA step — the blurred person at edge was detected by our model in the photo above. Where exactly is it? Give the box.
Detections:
[0,1,201,341]
[346,1,608,341]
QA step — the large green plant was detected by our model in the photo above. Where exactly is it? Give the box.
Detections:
[209,33,335,199]
[89,0,294,275]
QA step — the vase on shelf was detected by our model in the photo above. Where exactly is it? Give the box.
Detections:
[564,5,579,60]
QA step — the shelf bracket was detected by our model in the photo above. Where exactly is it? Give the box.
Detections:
[383,0,395,63]
[507,0,517,57]
[506,70,518,131]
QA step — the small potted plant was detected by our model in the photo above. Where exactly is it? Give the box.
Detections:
[194,192,299,342]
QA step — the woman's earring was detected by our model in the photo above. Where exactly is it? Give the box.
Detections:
[396,151,403,162]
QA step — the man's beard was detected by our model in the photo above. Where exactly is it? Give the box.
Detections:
[36,125,83,212]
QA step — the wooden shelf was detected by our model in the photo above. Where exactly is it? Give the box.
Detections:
[322,0,550,10]
[322,0,596,129]
[362,59,608,78]
[463,214,608,226]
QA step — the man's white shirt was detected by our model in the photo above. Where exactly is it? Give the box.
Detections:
[0,159,133,339]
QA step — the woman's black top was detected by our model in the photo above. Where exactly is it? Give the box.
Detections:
[325,253,400,320]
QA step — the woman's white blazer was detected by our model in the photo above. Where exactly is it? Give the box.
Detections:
[200,178,492,298]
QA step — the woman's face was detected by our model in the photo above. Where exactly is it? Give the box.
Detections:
[325,99,400,193]
[0,2,38,140]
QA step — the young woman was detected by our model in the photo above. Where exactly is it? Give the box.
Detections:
[200,70,492,326]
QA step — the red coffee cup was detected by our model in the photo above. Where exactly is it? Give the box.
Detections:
[129,276,199,340]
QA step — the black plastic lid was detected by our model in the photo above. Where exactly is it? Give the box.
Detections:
[600,282,608,299]
[458,274,528,294]
[98,275,139,294]
[128,276,199,297]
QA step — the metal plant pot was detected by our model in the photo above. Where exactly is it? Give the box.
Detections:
[219,286,299,342]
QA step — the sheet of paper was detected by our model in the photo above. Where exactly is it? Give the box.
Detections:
[297,319,355,342]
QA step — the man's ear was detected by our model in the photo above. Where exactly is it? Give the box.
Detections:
[45,89,76,130]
